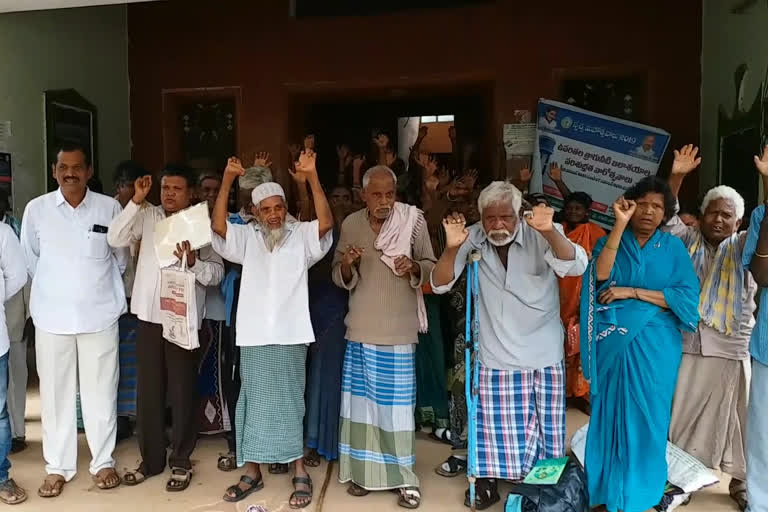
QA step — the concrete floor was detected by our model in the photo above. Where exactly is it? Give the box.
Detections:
[9,391,739,512]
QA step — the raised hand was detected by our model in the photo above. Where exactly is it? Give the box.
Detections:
[419,153,438,177]
[612,196,637,225]
[341,245,364,267]
[173,240,196,267]
[337,144,350,161]
[671,144,701,175]
[520,167,533,184]
[254,151,272,168]
[548,163,562,182]
[288,143,302,160]
[448,126,456,142]
[290,149,318,184]
[442,212,469,248]
[418,125,428,140]
[754,145,768,176]
[525,204,555,232]
[132,175,153,204]
[461,168,479,190]
[224,157,246,180]
[303,134,316,151]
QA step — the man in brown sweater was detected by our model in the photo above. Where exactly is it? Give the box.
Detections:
[333,166,435,509]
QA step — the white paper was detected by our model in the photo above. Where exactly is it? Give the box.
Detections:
[0,121,10,147]
[503,123,536,157]
[153,202,212,267]
[570,424,719,493]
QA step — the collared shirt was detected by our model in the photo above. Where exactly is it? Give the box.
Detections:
[742,204,768,365]
[0,223,29,355]
[665,215,755,360]
[212,220,332,346]
[431,221,587,370]
[21,189,128,334]
[107,200,224,328]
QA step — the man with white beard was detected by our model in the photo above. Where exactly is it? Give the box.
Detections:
[431,181,587,509]
[213,151,333,509]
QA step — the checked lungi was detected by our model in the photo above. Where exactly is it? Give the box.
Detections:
[338,342,419,490]
[236,344,307,466]
[476,361,565,480]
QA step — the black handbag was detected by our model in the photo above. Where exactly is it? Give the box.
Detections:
[506,459,589,512]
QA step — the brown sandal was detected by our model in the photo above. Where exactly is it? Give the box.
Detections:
[122,469,146,486]
[38,474,65,498]
[0,479,27,505]
[729,478,748,511]
[347,483,370,497]
[166,467,192,492]
[92,467,121,490]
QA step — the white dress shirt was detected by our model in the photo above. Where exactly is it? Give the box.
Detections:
[107,200,224,328]
[431,221,588,370]
[21,189,128,335]
[0,223,28,356]
[212,220,332,346]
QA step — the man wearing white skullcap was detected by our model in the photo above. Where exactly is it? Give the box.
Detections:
[212,150,333,508]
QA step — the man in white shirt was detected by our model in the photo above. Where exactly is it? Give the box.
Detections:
[20,142,128,498]
[0,221,32,505]
[213,152,332,508]
[107,164,223,492]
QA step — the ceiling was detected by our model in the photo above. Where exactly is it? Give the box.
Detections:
[0,0,161,13]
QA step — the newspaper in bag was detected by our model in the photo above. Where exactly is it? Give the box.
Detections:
[159,252,199,350]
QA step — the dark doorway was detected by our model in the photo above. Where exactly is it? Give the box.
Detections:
[287,83,495,192]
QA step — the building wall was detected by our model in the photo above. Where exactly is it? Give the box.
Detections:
[127,0,702,199]
[700,0,768,195]
[0,5,131,216]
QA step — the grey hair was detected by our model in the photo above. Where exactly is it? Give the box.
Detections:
[362,165,397,189]
[477,181,522,216]
[239,165,273,190]
[700,185,745,219]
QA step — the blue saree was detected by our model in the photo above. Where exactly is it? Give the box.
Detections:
[580,229,699,512]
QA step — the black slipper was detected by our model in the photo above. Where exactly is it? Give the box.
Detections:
[289,476,313,509]
[223,475,264,503]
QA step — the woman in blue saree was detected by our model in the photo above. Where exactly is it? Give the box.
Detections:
[580,177,699,512]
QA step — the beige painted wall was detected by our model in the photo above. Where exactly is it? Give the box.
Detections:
[700,0,768,194]
[0,5,131,216]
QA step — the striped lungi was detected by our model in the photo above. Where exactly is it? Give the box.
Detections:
[236,344,307,466]
[338,342,419,490]
[476,361,565,480]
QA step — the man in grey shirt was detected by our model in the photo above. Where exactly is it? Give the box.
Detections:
[431,181,587,509]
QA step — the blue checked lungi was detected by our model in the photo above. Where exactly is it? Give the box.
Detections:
[476,361,565,480]
[338,342,419,490]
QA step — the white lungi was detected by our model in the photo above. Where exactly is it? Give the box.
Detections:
[35,322,119,480]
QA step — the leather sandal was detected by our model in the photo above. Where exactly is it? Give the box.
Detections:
[223,475,264,503]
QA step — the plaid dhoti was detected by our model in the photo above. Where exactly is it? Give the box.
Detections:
[338,342,419,490]
[476,360,566,480]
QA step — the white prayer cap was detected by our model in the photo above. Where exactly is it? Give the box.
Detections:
[251,182,285,207]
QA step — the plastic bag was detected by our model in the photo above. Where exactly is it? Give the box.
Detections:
[506,458,589,512]
[160,253,199,350]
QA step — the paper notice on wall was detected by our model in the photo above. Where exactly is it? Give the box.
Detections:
[503,123,536,157]
[154,202,212,267]
[0,121,10,149]
[571,424,719,493]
